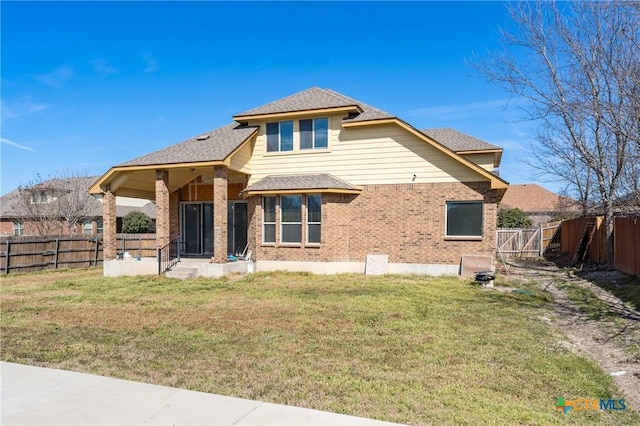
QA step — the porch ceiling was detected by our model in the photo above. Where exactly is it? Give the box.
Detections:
[91,165,248,200]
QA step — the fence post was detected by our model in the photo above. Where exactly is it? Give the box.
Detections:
[94,237,99,266]
[54,238,60,270]
[4,240,9,274]
[539,224,544,257]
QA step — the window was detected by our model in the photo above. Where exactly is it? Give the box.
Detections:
[263,196,276,243]
[96,218,103,234]
[83,219,93,235]
[307,194,321,244]
[13,220,23,236]
[300,118,328,150]
[266,121,293,152]
[446,201,483,238]
[280,195,302,243]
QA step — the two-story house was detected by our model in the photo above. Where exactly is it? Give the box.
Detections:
[89,87,508,276]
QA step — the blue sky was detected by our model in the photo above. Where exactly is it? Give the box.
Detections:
[1,1,546,195]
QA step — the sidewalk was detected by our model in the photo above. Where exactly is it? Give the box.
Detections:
[1,362,401,425]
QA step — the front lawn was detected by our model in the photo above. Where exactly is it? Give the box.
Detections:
[1,269,636,425]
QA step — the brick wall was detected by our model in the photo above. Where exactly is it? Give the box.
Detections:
[251,182,498,265]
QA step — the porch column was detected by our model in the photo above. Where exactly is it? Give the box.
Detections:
[213,165,228,263]
[155,170,170,248]
[103,186,117,259]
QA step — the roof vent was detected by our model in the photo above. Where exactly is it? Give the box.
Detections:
[196,134,210,141]
[345,111,360,119]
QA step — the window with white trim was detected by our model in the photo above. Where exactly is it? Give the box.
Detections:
[445,201,483,238]
[266,121,293,152]
[306,194,321,243]
[263,196,276,243]
[280,195,302,243]
[300,118,328,150]
[13,220,23,236]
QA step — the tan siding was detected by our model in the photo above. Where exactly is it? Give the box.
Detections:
[459,153,494,171]
[248,116,485,186]
[228,140,253,174]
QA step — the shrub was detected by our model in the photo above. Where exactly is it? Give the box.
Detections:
[122,211,152,233]
[498,207,533,228]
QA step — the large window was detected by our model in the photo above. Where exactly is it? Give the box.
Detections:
[446,201,483,238]
[300,118,328,150]
[280,195,302,243]
[263,196,276,243]
[13,220,23,236]
[307,194,321,243]
[266,121,293,152]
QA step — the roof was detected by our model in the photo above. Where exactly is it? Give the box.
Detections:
[500,184,567,213]
[242,173,361,195]
[118,123,258,167]
[234,87,394,123]
[0,176,156,219]
[421,128,501,152]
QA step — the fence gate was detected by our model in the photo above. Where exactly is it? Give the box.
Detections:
[496,223,561,258]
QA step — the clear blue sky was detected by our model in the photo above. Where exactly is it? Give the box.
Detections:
[1,1,548,195]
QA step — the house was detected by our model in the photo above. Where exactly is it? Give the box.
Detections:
[0,176,156,237]
[500,183,577,225]
[89,87,508,276]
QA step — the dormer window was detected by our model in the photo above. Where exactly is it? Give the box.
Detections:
[31,190,56,204]
[300,118,328,150]
[266,121,293,152]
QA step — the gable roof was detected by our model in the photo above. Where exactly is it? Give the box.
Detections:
[242,173,361,196]
[119,123,258,167]
[501,184,566,213]
[233,87,394,123]
[421,128,501,152]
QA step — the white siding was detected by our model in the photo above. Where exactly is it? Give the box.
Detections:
[228,139,253,174]
[459,153,495,171]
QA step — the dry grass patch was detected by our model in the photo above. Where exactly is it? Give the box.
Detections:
[1,269,638,425]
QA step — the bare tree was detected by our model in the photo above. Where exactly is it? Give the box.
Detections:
[16,170,99,236]
[475,0,640,264]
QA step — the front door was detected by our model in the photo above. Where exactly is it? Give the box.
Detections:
[227,201,248,256]
[181,203,214,256]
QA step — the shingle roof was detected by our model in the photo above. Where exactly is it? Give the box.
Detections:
[118,123,257,167]
[500,184,565,213]
[244,173,360,193]
[421,128,501,152]
[234,87,394,123]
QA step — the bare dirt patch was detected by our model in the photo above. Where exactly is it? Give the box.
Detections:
[502,258,640,410]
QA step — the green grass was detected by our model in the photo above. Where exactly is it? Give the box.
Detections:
[556,279,620,321]
[1,268,637,425]
[591,275,640,311]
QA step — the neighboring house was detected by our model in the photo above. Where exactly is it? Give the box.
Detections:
[0,177,156,237]
[500,183,577,225]
[90,87,508,275]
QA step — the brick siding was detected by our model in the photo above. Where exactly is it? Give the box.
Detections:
[251,182,498,265]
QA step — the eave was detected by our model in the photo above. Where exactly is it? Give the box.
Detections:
[242,187,363,198]
[233,105,362,122]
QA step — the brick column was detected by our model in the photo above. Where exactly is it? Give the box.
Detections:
[103,186,117,259]
[213,165,228,263]
[155,170,170,248]
[169,190,180,241]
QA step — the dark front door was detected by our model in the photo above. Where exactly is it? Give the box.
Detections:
[181,203,214,256]
[227,201,248,256]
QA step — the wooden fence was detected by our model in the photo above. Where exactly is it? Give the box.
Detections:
[496,222,561,258]
[560,215,640,276]
[0,233,156,274]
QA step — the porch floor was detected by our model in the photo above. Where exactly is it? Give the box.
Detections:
[166,258,253,279]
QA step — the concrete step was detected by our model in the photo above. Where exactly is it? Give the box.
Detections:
[165,266,199,280]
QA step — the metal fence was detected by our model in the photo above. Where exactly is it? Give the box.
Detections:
[0,233,156,274]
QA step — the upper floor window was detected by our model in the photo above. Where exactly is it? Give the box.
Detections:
[446,201,483,238]
[13,220,24,236]
[300,118,328,150]
[266,121,293,152]
[31,190,57,204]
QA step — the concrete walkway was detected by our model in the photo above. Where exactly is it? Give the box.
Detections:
[1,362,400,425]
